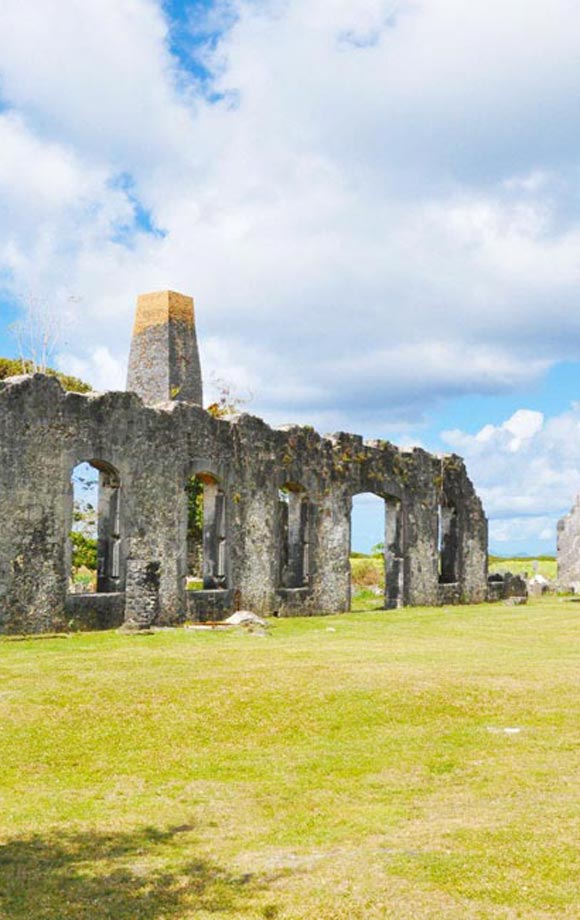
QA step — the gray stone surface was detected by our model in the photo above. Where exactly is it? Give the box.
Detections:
[65,592,125,630]
[557,495,580,591]
[0,292,489,633]
[126,291,203,405]
[487,571,528,602]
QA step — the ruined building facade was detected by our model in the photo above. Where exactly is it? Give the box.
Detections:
[0,291,488,633]
[557,496,580,591]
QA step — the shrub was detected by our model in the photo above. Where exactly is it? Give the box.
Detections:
[0,358,91,393]
[351,556,385,589]
[70,531,97,572]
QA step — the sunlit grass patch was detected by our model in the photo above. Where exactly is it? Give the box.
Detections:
[1,597,579,918]
[488,555,557,580]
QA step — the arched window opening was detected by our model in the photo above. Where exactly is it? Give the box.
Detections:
[350,492,404,610]
[279,484,310,588]
[350,492,386,610]
[69,460,122,594]
[187,473,227,590]
[438,503,459,584]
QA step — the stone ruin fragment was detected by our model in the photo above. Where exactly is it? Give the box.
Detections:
[557,495,580,593]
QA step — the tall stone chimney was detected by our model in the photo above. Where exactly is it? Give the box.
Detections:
[126,290,203,406]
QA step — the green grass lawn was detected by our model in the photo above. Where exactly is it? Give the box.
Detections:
[1,597,579,919]
[488,556,557,580]
[352,554,558,586]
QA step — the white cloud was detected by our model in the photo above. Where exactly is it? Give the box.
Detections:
[502,409,545,451]
[489,516,557,549]
[0,0,580,441]
[442,405,580,550]
[447,409,545,455]
[57,345,126,393]
[0,0,195,174]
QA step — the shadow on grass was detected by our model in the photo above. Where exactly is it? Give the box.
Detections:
[0,825,262,919]
[351,591,385,613]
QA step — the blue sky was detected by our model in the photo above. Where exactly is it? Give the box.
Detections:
[0,302,17,355]
[2,0,580,556]
[429,363,580,452]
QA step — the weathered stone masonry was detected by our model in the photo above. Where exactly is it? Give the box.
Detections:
[0,290,488,633]
[557,495,580,591]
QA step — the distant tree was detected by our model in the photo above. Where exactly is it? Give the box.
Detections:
[70,531,97,571]
[70,463,98,579]
[72,464,98,538]
[7,290,91,391]
[10,291,70,374]
[0,357,91,393]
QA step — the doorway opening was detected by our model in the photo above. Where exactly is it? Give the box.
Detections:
[350,492,404,610]
[186,473,227,590]
[278,483,310,589]
[69,460,122,594]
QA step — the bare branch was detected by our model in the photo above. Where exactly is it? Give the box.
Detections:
[9,291,75,373]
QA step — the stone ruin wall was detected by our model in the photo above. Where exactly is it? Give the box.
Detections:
[0,375,488,633]
[0,290,489,634]
[557,496,580,591]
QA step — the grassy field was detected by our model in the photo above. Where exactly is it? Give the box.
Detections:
[488,556,557,580]
[352,554,558,588]
[1,597,579,919]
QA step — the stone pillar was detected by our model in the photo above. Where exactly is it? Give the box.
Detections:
[311,489,351,613]
[201,481,227,588]
[557,495,580,591]
[237,489,278,615]
[385,497,405,609]
[124,560,161,627]
[96,466,123,594]
[126,290,203,406]
[404,497,440,607]
[281,491,309,588]
[439,504,459,585]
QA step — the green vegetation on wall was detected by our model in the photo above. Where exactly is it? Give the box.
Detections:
[187,476,204,550]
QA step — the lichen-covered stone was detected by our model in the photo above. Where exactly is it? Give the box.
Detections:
[0,375,488,632]
[0,291,489,633]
